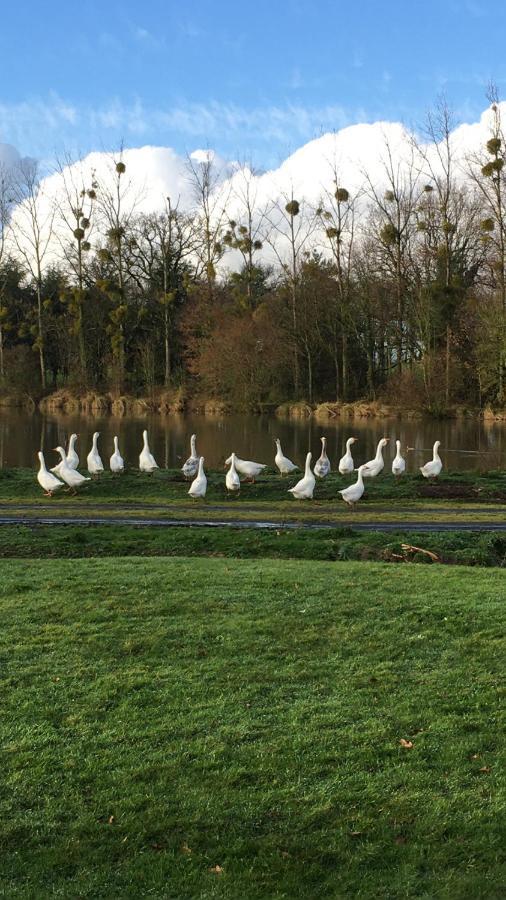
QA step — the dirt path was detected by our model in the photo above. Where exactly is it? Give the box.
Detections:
[1,514,505,532]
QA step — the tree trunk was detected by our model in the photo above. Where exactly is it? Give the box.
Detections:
[333,344,340,401]
[290,280,299,396]
[77,246,87,384]
[36,280,46,390]
[306,345,312,403]
[164,305,170,388]
[342,332,348,400]
[445,325,451,407]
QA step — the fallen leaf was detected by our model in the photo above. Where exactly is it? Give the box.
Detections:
[470,753,480,760]
[209,865,223,875]
[395,835,408,845]
[399,739,413,749]
[479,766,491,774]
[350,831,363,837]
[281,850,291,858]
[108,815,115,825]
[181,842,192,855]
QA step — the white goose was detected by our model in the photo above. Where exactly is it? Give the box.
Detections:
[51,432,79,476]
[139,430,159,473]
[274,438,298,476]
[226,453,241,493]
[110,436,124,474]
[188,456,207,498]
[53,446,91,494]
[392,440,406,477]
[87,432,104,476]
[314,436,331,478]
[66,433,79,470]
[224,454,266,482]
[338,464,368,508]
[288,452,316,500]
[420,441,442,480]
[37,451,64,497]
[361,438,389,478]
[338,437,357,475]
[182,434,199,479]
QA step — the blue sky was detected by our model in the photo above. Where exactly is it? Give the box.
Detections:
[1,0,505,167]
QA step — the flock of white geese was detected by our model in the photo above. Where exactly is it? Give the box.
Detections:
[36,430,443,507]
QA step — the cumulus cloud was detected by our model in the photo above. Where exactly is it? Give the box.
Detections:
[5,102,503,274]
[0,141,36,176]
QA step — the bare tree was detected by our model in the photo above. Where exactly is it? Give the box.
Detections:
[186,152,231,300]
[10,160,56,389]
[54,153,97,382]
[0,163,13,380]
[316,167,360,399]
[129,199,197,386]
[467,84,506,402]
[414,98,482,405]
[264,190,317,396]
[362,136,422,378]
[222,163,266,308]
[94,153,142,390]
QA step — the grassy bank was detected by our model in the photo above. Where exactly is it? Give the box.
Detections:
[2,466,506,505]
[0,557,504,898]
[2,522,506,567]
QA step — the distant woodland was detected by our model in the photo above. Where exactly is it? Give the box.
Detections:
[2,97,506,413]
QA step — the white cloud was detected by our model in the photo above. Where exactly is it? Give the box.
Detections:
[5,102,503,275]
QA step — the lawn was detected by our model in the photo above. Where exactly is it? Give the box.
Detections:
[2,466,506,507]
[3,468,506,530]
[2,522,506,567]
[0,557,504,898]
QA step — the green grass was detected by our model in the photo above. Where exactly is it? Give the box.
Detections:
[2,468,506,528]
[2,466,506,505]
[0,557,504,898]
[2,523,506,567]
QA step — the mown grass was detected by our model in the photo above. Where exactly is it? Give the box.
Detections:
[0,557,505,899]
[1,522,506,567]
[2,468,506,531]
[2,466,506,506]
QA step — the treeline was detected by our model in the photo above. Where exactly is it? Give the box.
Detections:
[1,98,506,411]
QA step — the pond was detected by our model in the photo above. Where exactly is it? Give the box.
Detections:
[1,408,505,473]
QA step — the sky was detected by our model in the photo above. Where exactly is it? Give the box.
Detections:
[1,0,506,168]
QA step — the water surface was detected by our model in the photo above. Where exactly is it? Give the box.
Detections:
[2,409,505,473]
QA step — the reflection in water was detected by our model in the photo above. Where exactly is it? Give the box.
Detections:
[1,408,505,472]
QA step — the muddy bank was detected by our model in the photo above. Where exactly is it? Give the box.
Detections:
[276,400,506,421]
[5,387,506,421]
